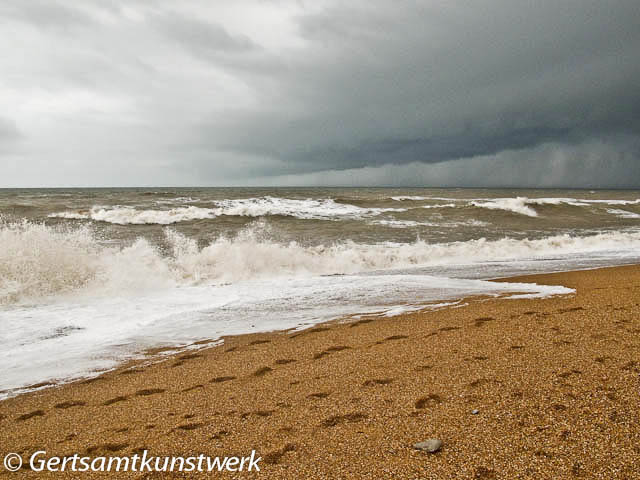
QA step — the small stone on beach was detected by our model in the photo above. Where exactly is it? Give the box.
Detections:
[413,439,443,453]
[472,409,479,415]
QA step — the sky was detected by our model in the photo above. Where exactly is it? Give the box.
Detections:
[1,0,639,188]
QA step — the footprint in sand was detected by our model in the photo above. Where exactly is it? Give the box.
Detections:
[275,358,296,365]
[263,444,296,465]
[414,394,442,408]
[16,410,45,422]
[120,369,143,375]
[469,378,492,388]
[415,365,433,371]
[321,413,367,427]
[182,384,204,392]
[135,388,165,396]
[172,353,204,367]
[254,410,274,417]
[313,346,350,359]
[307,392,331,399]
[473,355,489,361]
[362,378,394,386]
[350,319,373,328]
[178,353,203,360]
[253,367,273,376]
[240,410,274,419]
[175,422,206,431]
[474,317,495,327]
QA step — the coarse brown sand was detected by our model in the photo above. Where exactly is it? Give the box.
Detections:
[1,265,639,479]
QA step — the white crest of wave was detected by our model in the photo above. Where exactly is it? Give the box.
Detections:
[471,197,539,216]
[62,205,217,225]
[470,197,592,216]
[370,219,437,228]
[48,197,405,224]
[154,196,200,205]
[421,203,457,209]
[3,216,640,305]
[89,205,216,225]
[606,208,640,219]
[390,195,430,201]
[584,199,640,205]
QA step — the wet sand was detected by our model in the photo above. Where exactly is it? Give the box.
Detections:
[1,265,639,479]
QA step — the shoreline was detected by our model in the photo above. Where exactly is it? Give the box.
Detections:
[1,264,639,478]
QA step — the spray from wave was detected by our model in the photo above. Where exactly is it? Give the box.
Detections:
[3,216,640,306]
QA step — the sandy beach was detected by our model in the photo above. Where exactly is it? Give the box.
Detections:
[1,264,639,479]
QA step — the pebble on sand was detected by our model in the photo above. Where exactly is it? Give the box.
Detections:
[413,439,443,453]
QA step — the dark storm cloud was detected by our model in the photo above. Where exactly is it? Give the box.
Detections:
[1,0,639,187]
[193,0,640,178]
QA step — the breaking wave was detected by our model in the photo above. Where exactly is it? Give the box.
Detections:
[46,195,640,223]
[48,197,406,224]
[2,216,640,305]
[607,208,640,219]
[469,197,640,217]
[470,197,586,217]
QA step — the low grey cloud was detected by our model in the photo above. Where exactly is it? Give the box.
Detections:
[154,13,258,59]
[1,0,639,187]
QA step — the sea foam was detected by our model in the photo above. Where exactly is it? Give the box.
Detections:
[2,216,640,306]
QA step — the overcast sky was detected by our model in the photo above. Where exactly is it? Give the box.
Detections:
[1,0,639,187]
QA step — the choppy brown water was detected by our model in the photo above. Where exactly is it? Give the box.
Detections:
[2,187,640,248]
[1,187,640,398]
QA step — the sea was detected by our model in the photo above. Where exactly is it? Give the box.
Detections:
[2,187,640,398]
